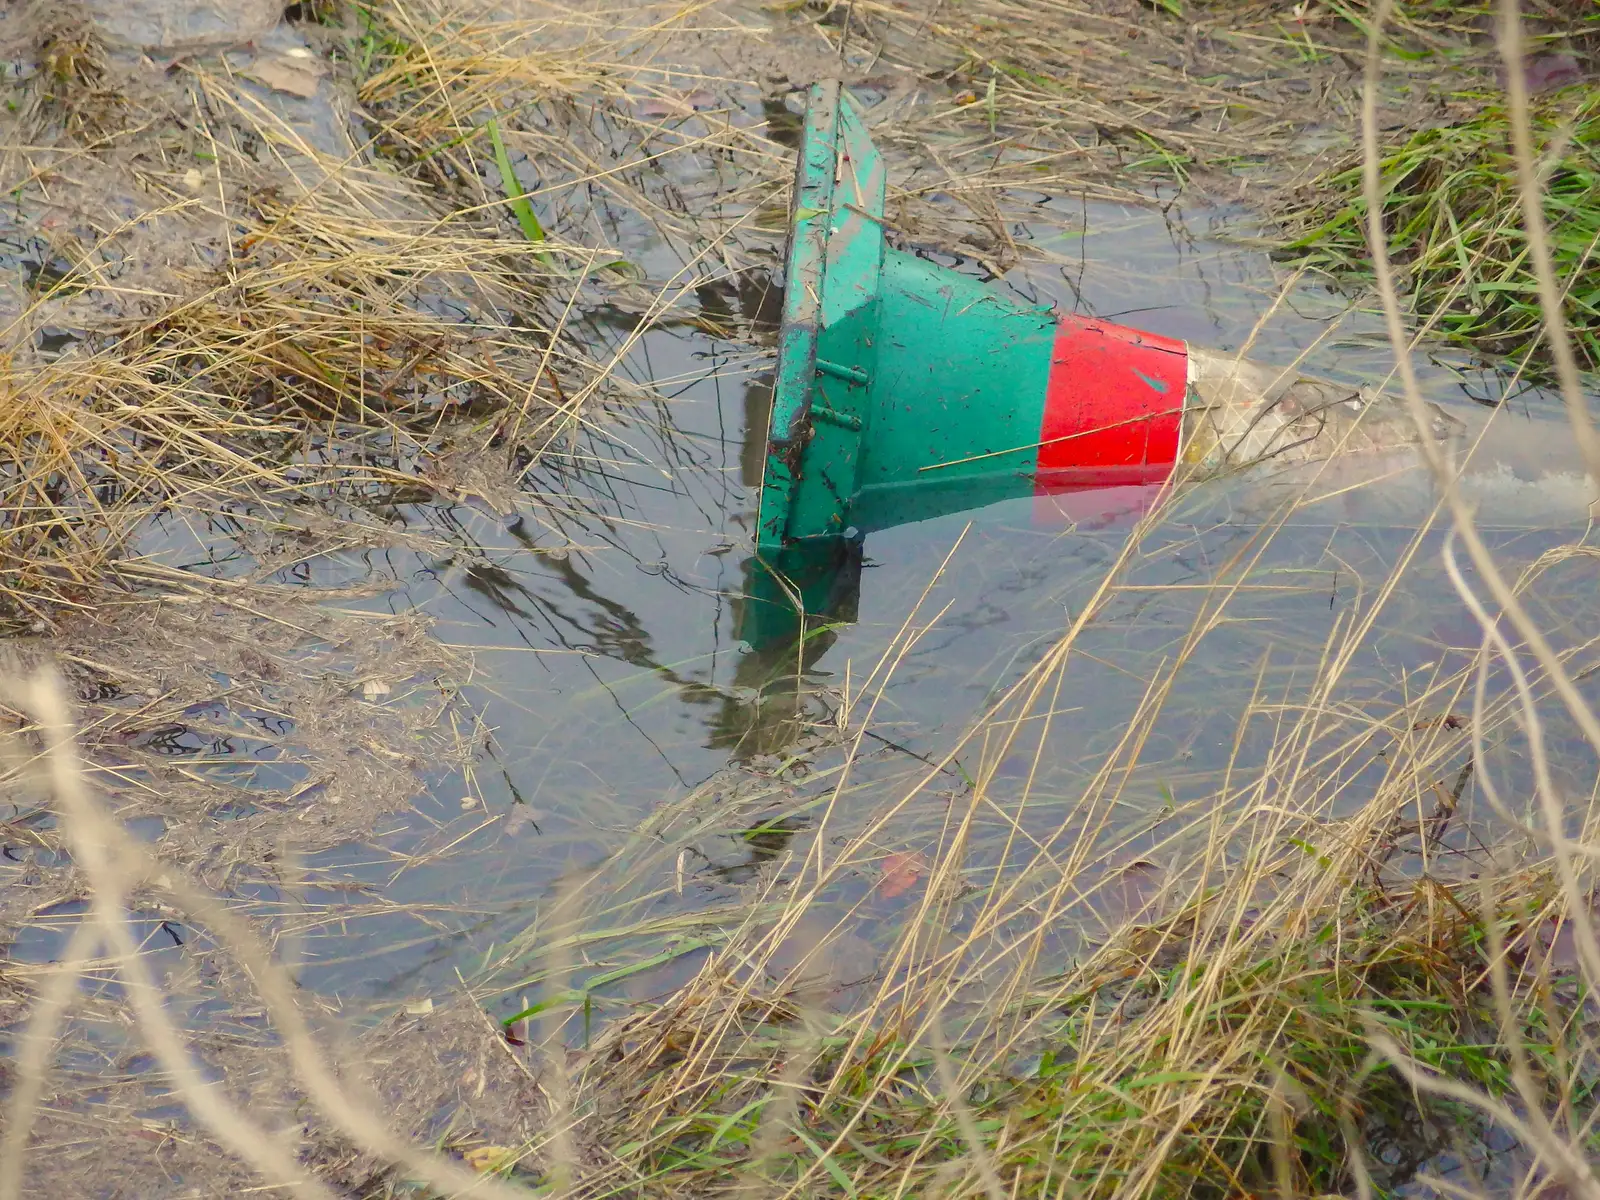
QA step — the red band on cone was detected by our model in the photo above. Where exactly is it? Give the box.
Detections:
[1034,314,1187,493]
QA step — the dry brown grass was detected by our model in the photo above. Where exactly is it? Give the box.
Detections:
[803,0,1507,198]
[0,210,584,619]
[0,0,787,626]
[473,6,1600,1198]
[4,0,1600,1196]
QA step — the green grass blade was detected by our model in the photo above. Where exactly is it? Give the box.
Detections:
[485,115,548,246]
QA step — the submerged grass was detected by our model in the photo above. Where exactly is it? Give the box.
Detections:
[585,868,1592,1197]
[7,0,1600,1197]
[0,184,580,621]
[0,0,780,624]
[505,499,1600,1198]
[1285,83,1600,370]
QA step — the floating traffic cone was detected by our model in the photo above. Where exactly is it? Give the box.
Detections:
[741,79,1591,646]
[759,82,1172,550]
[752,80,1474,556]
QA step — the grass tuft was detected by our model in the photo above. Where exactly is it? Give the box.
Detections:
[0,196,584,623]
[0,0,754,625]
[1283,84,1600,371]
[576,855,1595,1198]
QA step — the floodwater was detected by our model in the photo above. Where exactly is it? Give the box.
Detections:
[2,8,1596,1192]
[10,74,1600,1045]
[123,180,1600,1035]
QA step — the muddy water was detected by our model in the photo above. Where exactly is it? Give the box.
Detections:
[0,7,1588,1191]
[116,188,1595,1027]
[17,53,1590,1024]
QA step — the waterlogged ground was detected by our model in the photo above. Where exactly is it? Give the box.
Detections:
[108,186,1600,1021]
[4,4,1600,1192]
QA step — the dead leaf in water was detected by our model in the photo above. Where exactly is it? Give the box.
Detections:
[1510,52,1584,96]
[1538,908,1600,970]
[1100,860,1160,925]
[503,803,542,836]
[878,851,928,899]
[243,55,326,99]
[636,89,719,118]
[463,1144,516,1174]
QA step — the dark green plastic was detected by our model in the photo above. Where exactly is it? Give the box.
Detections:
[755,81,1060,553]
